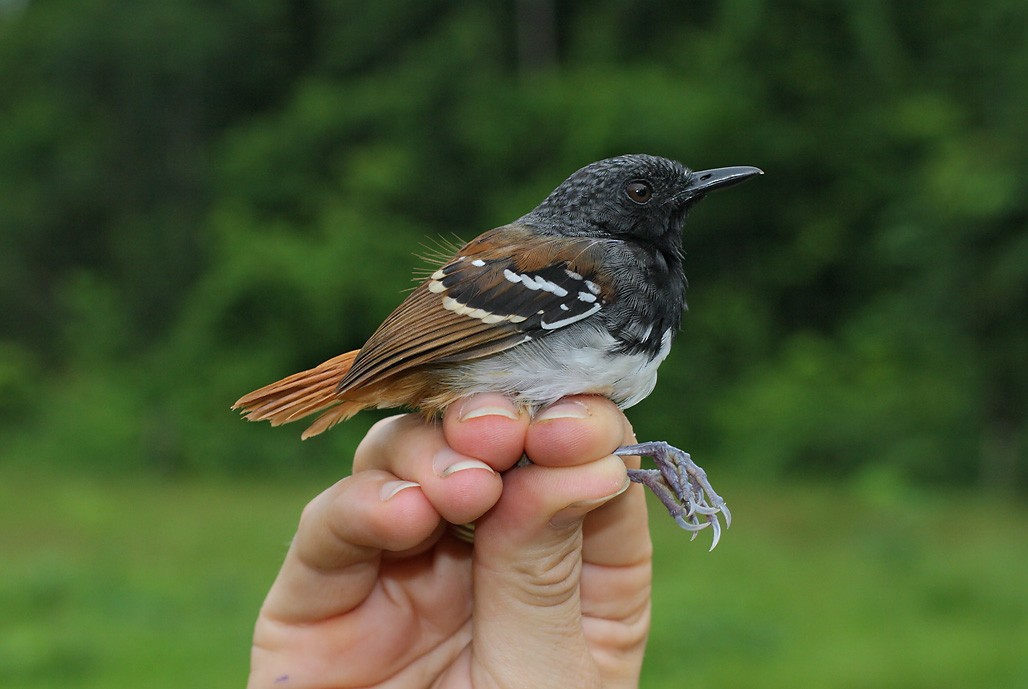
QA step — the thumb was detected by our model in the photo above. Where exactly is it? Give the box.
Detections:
[469,454,629,688]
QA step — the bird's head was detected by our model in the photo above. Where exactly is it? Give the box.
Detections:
[525,154,762,249]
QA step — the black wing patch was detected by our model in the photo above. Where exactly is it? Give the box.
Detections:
[428,256,605,336]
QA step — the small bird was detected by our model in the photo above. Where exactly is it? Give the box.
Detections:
[234,154,761,549]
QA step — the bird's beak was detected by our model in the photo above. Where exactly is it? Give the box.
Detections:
[677,165,764,202]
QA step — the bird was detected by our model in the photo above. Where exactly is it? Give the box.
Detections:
[233,154,762,549]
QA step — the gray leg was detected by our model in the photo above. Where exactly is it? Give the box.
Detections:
[614,442,731,551]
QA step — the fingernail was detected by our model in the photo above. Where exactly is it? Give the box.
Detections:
[458,398,519,422]
[432,447,496,478]
[536,399,590,422]
[380,480,420,501]
[549,478,631,528]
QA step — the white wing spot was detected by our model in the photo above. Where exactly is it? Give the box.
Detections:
[503,270,569,297]
[577,291,597,303]
[442,295,527,325]
[531,275,568,297]
[442,296,467,315]
[540,302,601,330]
[470,259,486,267]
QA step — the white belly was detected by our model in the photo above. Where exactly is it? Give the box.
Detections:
[439,327,673,410]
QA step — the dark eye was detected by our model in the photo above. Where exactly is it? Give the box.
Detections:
[626,180,653,204]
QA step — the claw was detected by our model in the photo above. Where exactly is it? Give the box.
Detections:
[618,440,731,550]
[674,515,711,532]
[708,517,722,552]
[688,503,721,516]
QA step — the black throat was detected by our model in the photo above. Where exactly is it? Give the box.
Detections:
[603,237,687,358]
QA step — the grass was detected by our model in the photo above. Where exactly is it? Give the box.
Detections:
[645,478,1028,689]
[1,464,1026,688]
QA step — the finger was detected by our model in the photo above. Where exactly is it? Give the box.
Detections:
[355,412,504,526]
[581,479,652,567]
[442,392,531,471]
[470,444,630,685]
[575,482,652,686]
[524,395,628,467]
[581,411,651,566]
[527,401,652,567]
[575,411,645,633]
[578,415,652,671]
[261,470,442,624]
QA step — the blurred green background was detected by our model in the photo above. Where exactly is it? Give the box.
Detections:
[1,1,1026,687]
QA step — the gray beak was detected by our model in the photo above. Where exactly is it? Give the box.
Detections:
[679,165,764,200]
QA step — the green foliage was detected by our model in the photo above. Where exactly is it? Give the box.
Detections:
[0,0,1025,486]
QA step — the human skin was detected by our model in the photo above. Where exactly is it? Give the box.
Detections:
[247,393,653,689]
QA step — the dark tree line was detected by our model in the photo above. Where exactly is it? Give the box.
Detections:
[1,0,1024,487]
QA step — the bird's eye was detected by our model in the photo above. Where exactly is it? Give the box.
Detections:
[626,181,653,204]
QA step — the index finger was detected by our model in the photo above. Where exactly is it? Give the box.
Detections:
[539,403,652,648]
[521,397,652,567]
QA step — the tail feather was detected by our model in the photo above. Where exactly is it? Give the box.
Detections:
[245,366,345,420]
[233,350,363,436]
[299,401,367,440]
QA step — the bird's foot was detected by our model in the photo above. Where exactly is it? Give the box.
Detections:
[614,441,731,551]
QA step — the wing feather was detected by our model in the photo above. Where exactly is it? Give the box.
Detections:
[336,225,614,395]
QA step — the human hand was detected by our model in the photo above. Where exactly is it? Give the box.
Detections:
[247,393,652,689]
